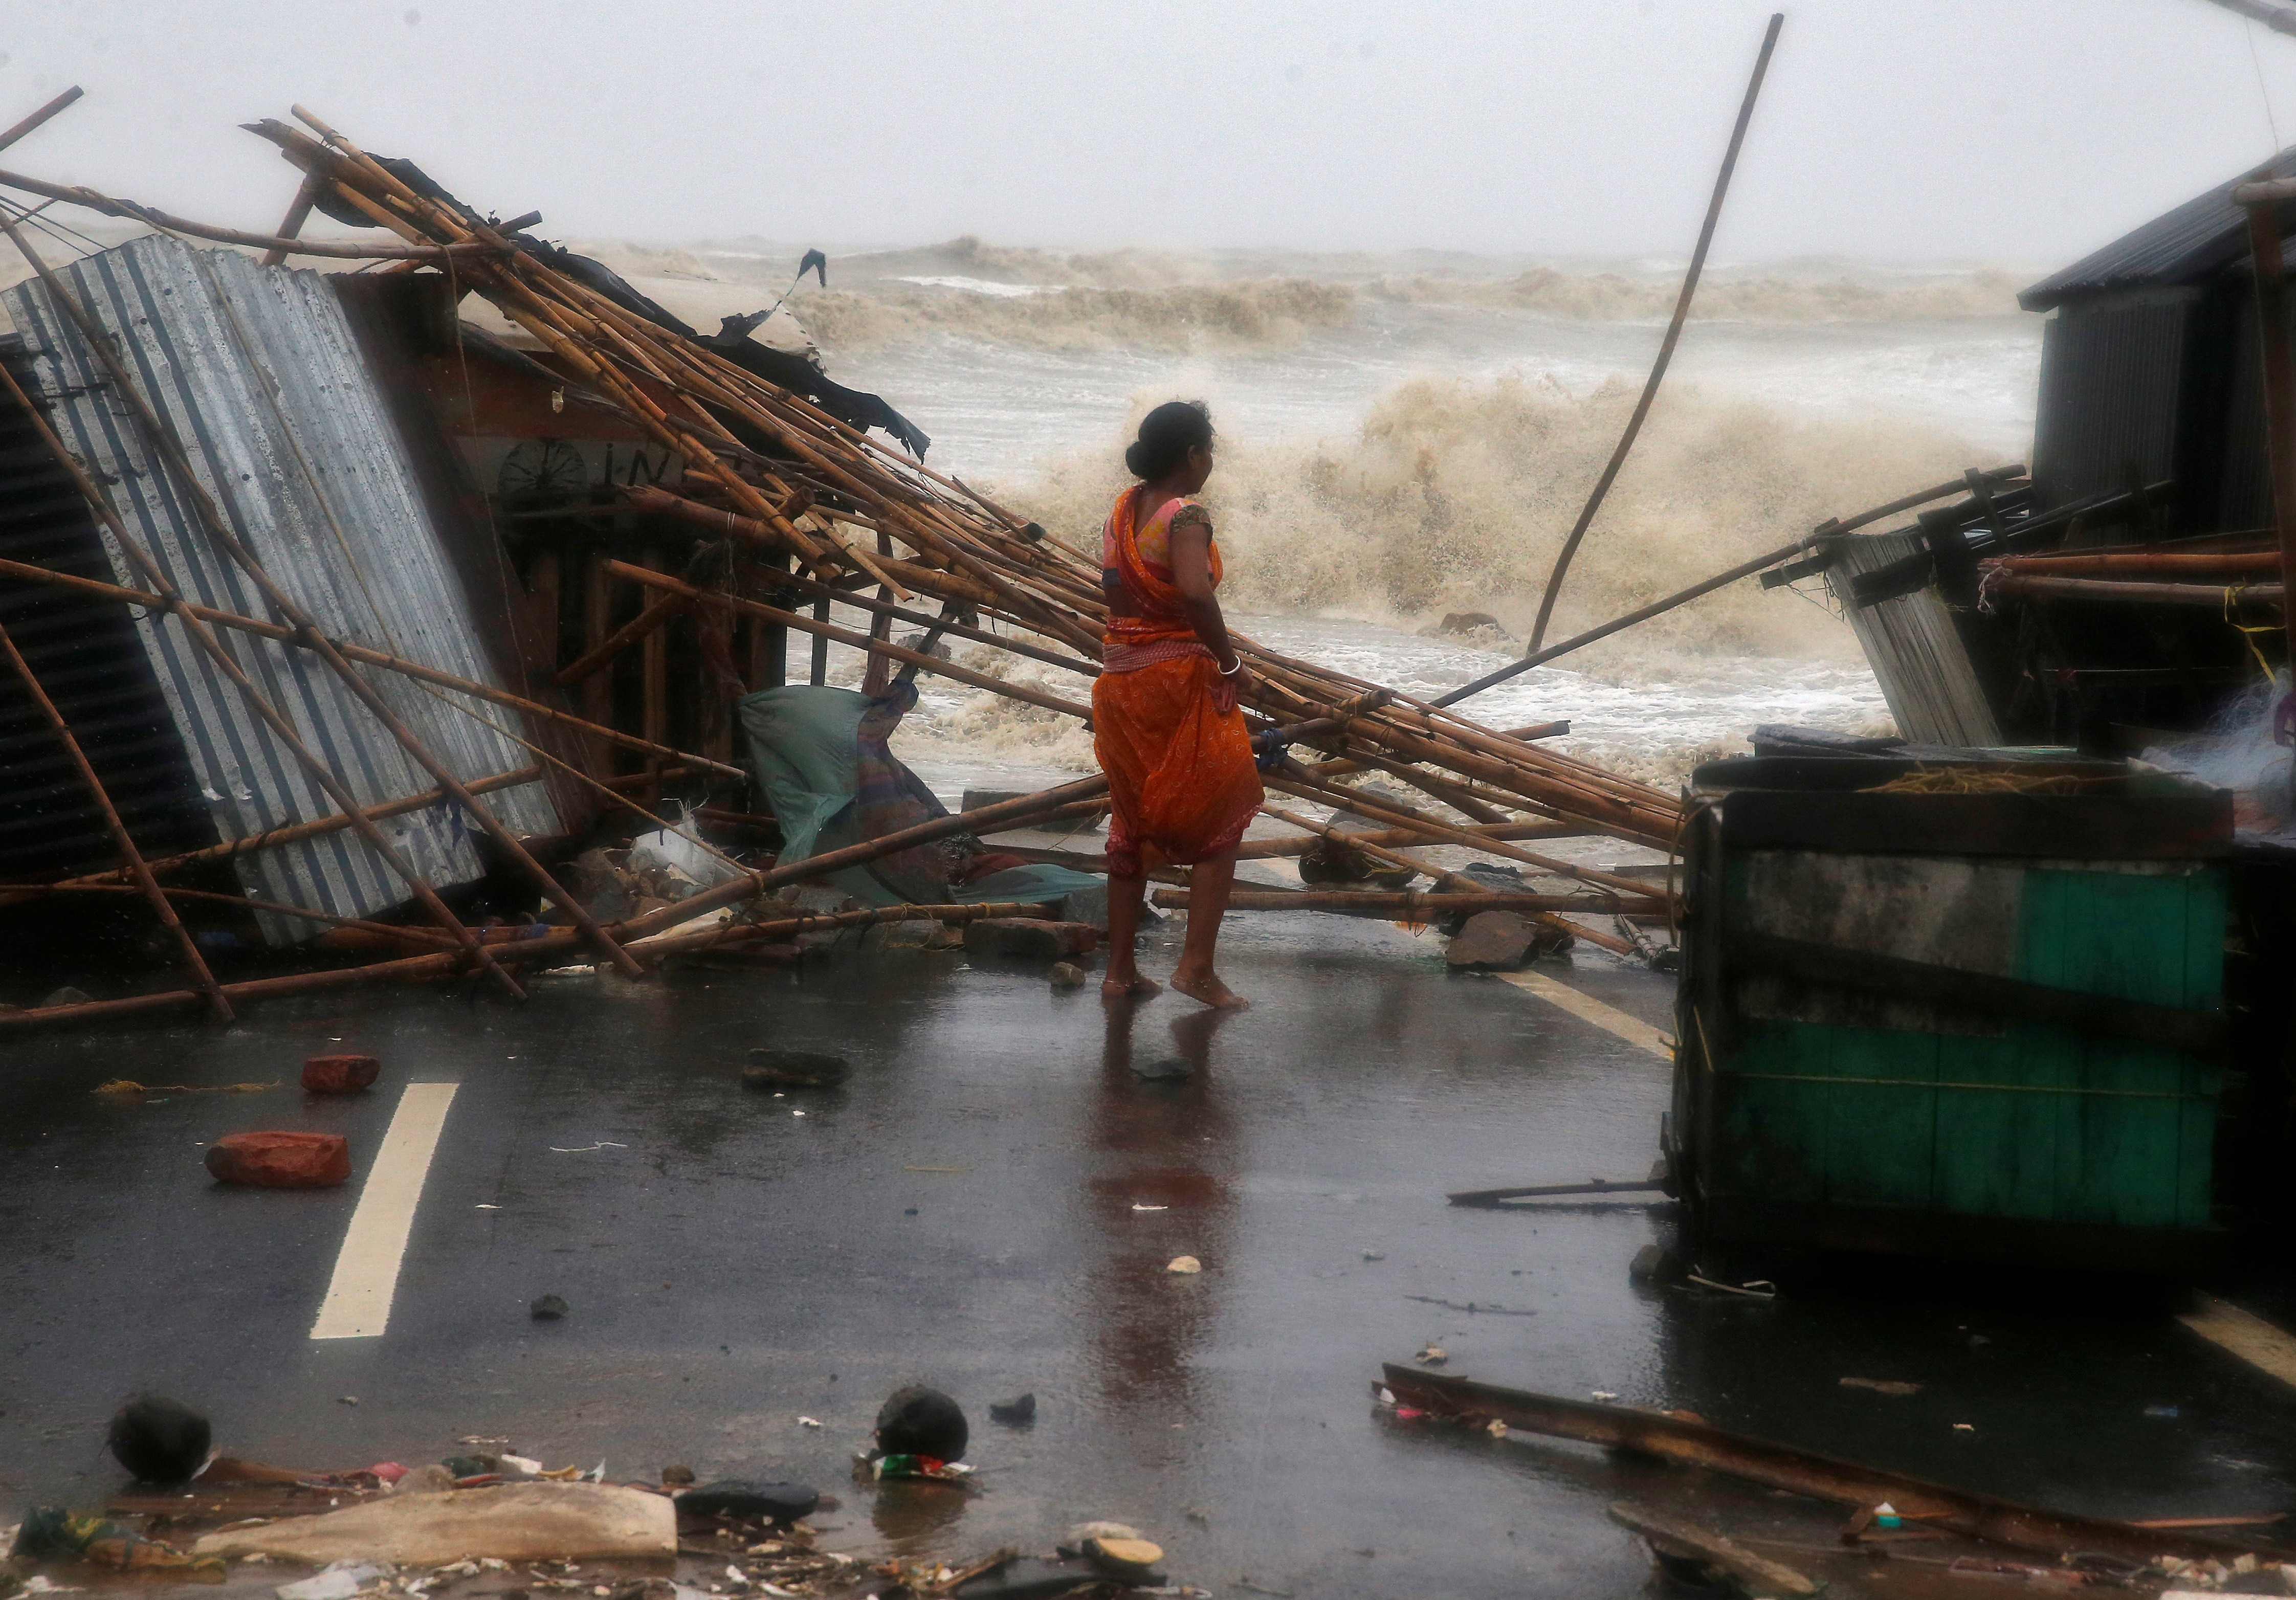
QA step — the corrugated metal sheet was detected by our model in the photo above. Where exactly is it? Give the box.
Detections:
[2027,292,2197,516]
[0,339,218,880]
[2021,146,2296,312]
[1826,529,2003,749]
[1,235,557,943]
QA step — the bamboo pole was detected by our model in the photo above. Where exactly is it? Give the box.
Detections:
[552,592,688,685]
[0,330,526,999]
[12,764,544,897]
[0,164,494,258]
[0,557,741,777]
[1527,11,1783,651]
[1265,769,1671,904]
[0,87,84,155]
[0,881,471,947]
[0,619,233,1019]
[5,215,647,973]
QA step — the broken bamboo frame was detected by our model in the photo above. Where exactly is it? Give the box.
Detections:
[0,557,742,778]
[0,619,232,1019]
[7,231,648,977]
[0,881,473,949]
[1379,1366,2260,1567]
[1980,575,2285,608]
[552,591,688,685]
[0,326,527,999]
[0,87,83,157]
[1231,818,1589,860]
[1527,11,1783,652]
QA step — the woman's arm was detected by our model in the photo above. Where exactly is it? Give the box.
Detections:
[1169,520,1238,668]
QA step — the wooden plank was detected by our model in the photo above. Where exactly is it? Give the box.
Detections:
[581,550,614,771]
[641,546,669,753]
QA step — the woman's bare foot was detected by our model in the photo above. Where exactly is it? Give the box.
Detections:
[1171,967,1249,1010]
[1102,972,1162,999]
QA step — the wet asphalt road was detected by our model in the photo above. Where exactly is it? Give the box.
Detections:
[4,908,2296,1598]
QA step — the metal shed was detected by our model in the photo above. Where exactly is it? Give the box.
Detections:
[0,235,558,943]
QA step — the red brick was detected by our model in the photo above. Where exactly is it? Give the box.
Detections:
[301,1054,381,1094]
[205,1131,351,1189]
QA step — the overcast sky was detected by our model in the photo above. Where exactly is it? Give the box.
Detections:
[5,0,2295,263]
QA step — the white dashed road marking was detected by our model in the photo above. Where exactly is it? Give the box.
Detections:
[1497,970,1673,1061]
[2180,1294,2296,1391]
[311,1082,458,1341]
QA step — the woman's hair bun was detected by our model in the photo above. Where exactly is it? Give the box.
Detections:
[1126,399,1215,480]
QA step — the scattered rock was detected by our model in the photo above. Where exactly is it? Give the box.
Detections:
[674,1481,820,1524]
[205,1131,351,1189]
[1063,1522,1142,1549]
[107,1394,211,1484]
[300,1054,380,1095]
[897,632,953,661]
[1415,1345,1448,1365]
[531,1294,569,1321]
[1133,1055,1193,1081]
[39,986,93,1008]
[1167,1255,1202,1275]
[389,1464,456,1495]
[659,1465,696,1487]
[1629,1243,1681,1283]
[1083,1537,1163,1581]
[1445,910,1540,971]
[987,1393,1036,1427]
[1049,962,1088,990]
[1439,611,1509,637]
[962,918,1099,959]
[874,1385,968,1463]
[1362,1251,1386,1262]
[742,1050,850,1088]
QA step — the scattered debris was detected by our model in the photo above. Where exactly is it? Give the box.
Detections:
[274,1559,389,1600]
[1047,963,1088,990]
[1628,1243,1676,1283]
[301,1055,381,1095]
[11,1507,221,1576]
[986,1394,1036,1428]
[95,1080,272,1097]
[392,1465,456,1495]
[1414,1346,1448,1365]
[106,1395,211,1485]
[1361,1251,1386,1262]
[205,1131,350,1189]
[1166,1256,1202,1275]
[1133,1056,1192,1081]
[1606,1501,1818,1597]
[1380,1364,2270,1567]
[530,1295,569,1321]
[673,1484,820,1525]
[1444,910,1542,971]
[1081,1536,1163,1581]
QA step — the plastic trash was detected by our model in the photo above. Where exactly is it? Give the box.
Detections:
[276,1560,389,1600]
[631,807,741,890]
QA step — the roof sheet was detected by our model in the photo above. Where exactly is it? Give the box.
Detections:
[2021,145,2296,312]
[2,236,557,943]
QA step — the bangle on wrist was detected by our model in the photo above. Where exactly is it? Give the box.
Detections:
[1219,656,1243,676]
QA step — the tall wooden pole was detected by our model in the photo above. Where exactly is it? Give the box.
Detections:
[0,619,234,1019]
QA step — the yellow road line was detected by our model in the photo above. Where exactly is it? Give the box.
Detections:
[311,1082,459,1340]
[2180,1293,2296,1391]
[1497,970,1674,1061]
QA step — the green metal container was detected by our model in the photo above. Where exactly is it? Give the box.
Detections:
[1669,755,2232,1273]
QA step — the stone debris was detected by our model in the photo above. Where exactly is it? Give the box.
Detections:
[960,919,1099,959]
[205,1131,351,1189]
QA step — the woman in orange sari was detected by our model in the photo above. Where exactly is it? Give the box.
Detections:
[1094,401,1263,1008]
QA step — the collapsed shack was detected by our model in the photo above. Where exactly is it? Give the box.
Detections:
[0,100,1702,1026]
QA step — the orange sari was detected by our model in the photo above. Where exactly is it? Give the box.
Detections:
[1092,486,1263,878]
